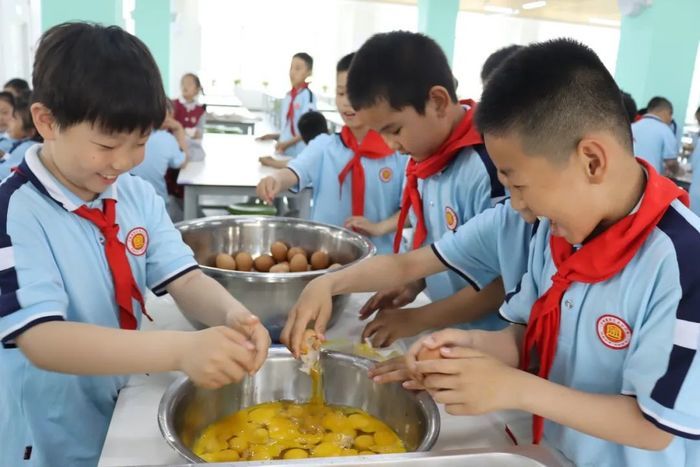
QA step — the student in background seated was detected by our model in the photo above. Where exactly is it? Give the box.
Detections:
[259,110,329,169]
[0,95,42,179]
[257,52,316,157]
[3,78,30,98]
[479,44,522,86]
[131,101,188,210]
[173,73,206,140]
[0,91,15,153]
[689,106,700,215]
[256,53,405,254]
[632,96,679,175]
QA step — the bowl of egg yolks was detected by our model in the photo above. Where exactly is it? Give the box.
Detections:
[175,216,376,341]
[158,346,440,463]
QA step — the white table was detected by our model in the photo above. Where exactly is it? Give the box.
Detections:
[98,292,554,467]
[177,134,311,220]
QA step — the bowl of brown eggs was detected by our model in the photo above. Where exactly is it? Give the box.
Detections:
[176,216,376,340]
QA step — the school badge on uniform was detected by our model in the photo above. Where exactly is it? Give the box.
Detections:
[444,206,458,231]
[126,227,149,256]
[379,167,393,183]
[596,314,631,349]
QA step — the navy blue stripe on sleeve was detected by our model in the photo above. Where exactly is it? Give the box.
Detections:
[474,144,505,201]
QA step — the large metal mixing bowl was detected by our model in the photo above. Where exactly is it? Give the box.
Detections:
[176,216,376,340]
[158,347,440,463]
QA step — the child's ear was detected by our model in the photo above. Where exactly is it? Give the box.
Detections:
[427,85,452,118]
[31,103,58,141]
[576,137,607,184]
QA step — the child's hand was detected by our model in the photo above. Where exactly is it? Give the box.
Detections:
[275,140,290,154]
[358,283,423,320]
[280,277,333,358]
[226,310,271,373]
[415,346,525,415]
[405,329,478,381]
[344,216,382,237]
[162,115,184,133]
[367,356,421,387]
[259,156,288,169]
[256,133,277,142]
[361,307,427,347]
[256,176,281,204]
[178,326,257,389]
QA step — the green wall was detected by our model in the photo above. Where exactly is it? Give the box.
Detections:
[417,0,459,65]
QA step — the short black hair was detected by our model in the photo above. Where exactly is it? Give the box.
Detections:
[336,53,355,73]
[347,31,457,114]
[13,95,43,143]
[480,45,523,84]
[293,52,313,71]
[3,78,30,96]
[0,91,14,108]
[620,91,637,123]
[476,38,633,160]
[646,96,673,114]
[297,111,328,144]
[32,22,166,134]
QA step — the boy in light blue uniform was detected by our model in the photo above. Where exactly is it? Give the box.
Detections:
[258,53,316,157]
[130,104,187,206]
[689,106,700,215]
[632,96,679,175]
[345,31,505,331]
[0,96,41,179]
[0,91,15,153]
[257,54,405,255]
[0,23,270,467]
[407,39,700,467]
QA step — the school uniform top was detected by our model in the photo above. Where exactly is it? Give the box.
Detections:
[632,114,679,174]
[0,133,16,153]
[279,86,315,157]
[130,129,186,204]
[500,201,700,467]
[288,133,406,254]
[408,145,505,313]
[0,139,38,180]
[432,199,537,318]
[690,142,700,216]
[0,144,198,467]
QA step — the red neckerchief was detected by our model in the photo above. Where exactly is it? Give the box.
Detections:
[338,126,394,217]
[286,83,309,137]
[393,99,482,252]
[74,199,151,330]
[521,158,688,443]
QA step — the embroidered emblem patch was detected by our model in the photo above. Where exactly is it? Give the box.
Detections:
[596,314,631,349]
[379,167,393,183]
[126,227,148,256]
[445,206,458,231]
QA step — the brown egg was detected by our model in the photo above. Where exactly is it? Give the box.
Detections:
[310,250,331,270]
[269,262,290,273]
[289,253,309,272]
[215,253,236,270]
[234,252,254,271]
[270,241,288,263]
[328,263,343,271]
[417,346,443,361]
[287,246,307,262]
[254,254,275,272]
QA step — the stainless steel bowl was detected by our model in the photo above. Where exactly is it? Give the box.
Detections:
[158,347,440,463]
[176,216,376,340]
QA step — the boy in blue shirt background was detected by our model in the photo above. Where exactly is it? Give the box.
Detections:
[0,91,15,153]
[632,96,679,175]
[0,95,42,179]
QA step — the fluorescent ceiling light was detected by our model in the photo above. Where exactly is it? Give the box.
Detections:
[522,1,547,10]
[483,4,519,14]
[588,17,621,27]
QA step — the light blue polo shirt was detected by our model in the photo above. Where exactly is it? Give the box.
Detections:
[632,115,679,174]
[0,133,16,153]
[288,133,406,254]
[0,139,38,180]
[130,129,185,204]
[279,87,315,157]
[408,145,505,316]
[0,144,198,467]
[501,200,700,467]
[432,199,537,330]
[690,142,700,216]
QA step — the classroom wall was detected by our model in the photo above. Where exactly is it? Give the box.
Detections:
[41,0,124,30]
